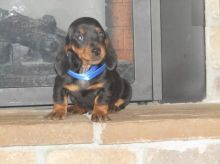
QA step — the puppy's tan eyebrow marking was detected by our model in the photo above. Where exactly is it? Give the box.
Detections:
[95,27,102,33]
[79,27,85,34]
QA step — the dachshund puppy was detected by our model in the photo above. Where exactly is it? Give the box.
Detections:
[47,17,132,121]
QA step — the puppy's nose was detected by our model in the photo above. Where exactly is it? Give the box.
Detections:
[92,47,101,56]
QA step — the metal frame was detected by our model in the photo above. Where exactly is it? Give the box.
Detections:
[0,0,162,106]
[0,87,53,106]
[151,0,162,101]
[131,0,162,101]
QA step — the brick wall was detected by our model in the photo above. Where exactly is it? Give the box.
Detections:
[1,140,220,164]
[106,0,133,62]
[1,104,220,163]
[206,0,220,101]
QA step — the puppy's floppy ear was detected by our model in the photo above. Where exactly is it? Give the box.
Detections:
[54,49,82,77]
[105,32,117,70]
[54,49,69,77]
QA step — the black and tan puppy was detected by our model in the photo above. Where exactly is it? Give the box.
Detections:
[47,17,131,121]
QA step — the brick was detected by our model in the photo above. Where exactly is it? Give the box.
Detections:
[207,27,220,68]
[206,0,220,27]
[108,28,124,50]
[214,76,220,96]
[0,122,92,146]
[145,143,220,164]
[46,148,136,164]
[107,0,132,4]
[107,28,134,60]
[209,27,220,50]
[116,49,133,62]
[110,0,123,3]
[123,0,132,3]
[124,29,133,50]
[0,109,93,146]
[0,152,35,164]
[110,3,132,27]
[101,104,220,144]
[1,104,220,146]
[105,0,133,63]
[206,0,220,101]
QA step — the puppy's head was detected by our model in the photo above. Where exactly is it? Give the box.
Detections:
[65,17,117,71]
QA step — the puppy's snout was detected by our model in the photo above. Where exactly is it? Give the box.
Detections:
[92,47,101,56]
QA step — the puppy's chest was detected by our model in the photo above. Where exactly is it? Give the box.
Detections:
[64,81,104,93]
[77,80,90,89]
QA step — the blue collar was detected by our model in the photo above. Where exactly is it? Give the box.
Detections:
[67,64,106,81]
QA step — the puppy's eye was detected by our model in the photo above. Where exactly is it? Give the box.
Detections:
[77,34,84,41]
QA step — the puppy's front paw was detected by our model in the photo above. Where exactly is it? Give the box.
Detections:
[46,110,67,120]
[46,104,67,120]
[109,106,120,113]
[91,104,111,122]
[91,112,111,122]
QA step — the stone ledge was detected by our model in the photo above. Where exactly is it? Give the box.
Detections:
[0,108,93,146]
[101,103,220,144]
[0,103,220,146]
